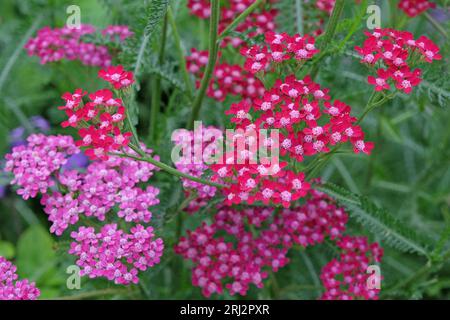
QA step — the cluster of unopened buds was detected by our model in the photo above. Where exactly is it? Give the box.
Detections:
[24,24,133,67]
[398,0,436,17]
[69,224,164,285]
[0,257,40,300]
[356,28,441,94]
[187,49,265,102]
[60,65,134,160]
[320,236,383,300]
[241,31,320,74]
[175,190,351,297]
[188,0,278,48]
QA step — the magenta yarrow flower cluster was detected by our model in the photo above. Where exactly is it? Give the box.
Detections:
[4,134,164,285]
[175,190,349,297]
[188,0,278,48]
[356,28,441,94]
[240,31,320,74]
[69,224,163,285]
[40,146,160,235]
[24,24,133,66]
[101,25,134,41]
[187,49,265,102]
[208,73,372,208]
[320,236,383,300]
[398,0,436,17]
[4,134,79,200]
[0,256,40,300]
[59,65,135,160]
[172,125,223,213]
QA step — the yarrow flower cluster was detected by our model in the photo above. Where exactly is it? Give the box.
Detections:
[175,190,349,297]
[187,0,278,48]
[24,24,133,67]
[240,31,319,74]
[355,28,441,94]
[398,0,436,17]
[69,224,164,285]
[98,65,135,89]
[59,65,135,160]
[41,146,160,235]
[320,236,383,300]
[186,49,265,102]
[0,256,40,300]
[101,25,134,41]
[172,125,223,213]
[4,134,79,200]
[211,74,373,208]
[4,133,164,285]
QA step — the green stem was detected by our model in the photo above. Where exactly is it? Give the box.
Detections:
[167,7,194,100]
[310,0,345,79]
[124,102,141,148]
[424,12,448,39]
[218,0,264,40]
[0,14,43,92]
[149,14,168,142]
[4,98,34,134]
[116,145,227,189]
[188,0,221,129]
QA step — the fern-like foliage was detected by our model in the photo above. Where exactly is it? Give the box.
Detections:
[119,0,169,73]
[316,182,434,257]
[148,58,186,92]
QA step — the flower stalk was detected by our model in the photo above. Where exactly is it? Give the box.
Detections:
[188,0,221,129]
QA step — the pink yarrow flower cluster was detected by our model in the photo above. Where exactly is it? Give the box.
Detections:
[4,134,79,200]
[240,31,320,74]
[40,146,160,235]
[4,134,164,284]
[59,65,135,160]
[24,24,133,67]
[0,256,40,300]
[188,0,278,48]
[172,125,223,213]
[69,224,163,285]
[5,135,160,235]
[186,49,265,102]
[101,25,134,41]
[175,190,349,297]
[398,0,436,17]
[320,236,384,300]
[355,28,441,94]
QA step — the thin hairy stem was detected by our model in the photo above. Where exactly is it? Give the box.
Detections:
[310,0,345,79]
[188,0,220,129]
[115,144,226,189]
